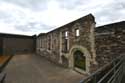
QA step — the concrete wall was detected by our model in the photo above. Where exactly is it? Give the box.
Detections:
[3,37,35,55]
[95,21,125,67]
[0,33,36,55]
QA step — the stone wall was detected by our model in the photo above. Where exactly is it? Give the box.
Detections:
[95,21,125,67]
[36,14,96,73]
[36,14,125,73]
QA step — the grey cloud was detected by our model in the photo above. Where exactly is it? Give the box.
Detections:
[0,0,125,35]
[0,11,16,24]
[0,8,26,25]
[93,1,125,26]
[4,0,48,10]
[121,3,125,8]
[0,11,11,19]
[57,0,85,10]
[3,0,89,10]
[15,22,53,32]
[0,0,53,34]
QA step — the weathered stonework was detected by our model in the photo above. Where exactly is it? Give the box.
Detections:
[36,14,125,74]
[36,14,96,74]
[0,13,124,75]
[95,21,125,68]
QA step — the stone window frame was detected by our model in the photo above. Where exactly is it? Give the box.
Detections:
[40,37,42,48]
[41,36,44,48]
[73,23,81,38]
[47,35,51,50]
[39,38,41,48]
[65,31,69,39]
[61,30,69,53]
[75,28,80,37]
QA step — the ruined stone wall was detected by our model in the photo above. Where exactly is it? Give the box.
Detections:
[95,21,125,67]
[36,15,125,73]
[37,31,60,62]
[36,14,96,71]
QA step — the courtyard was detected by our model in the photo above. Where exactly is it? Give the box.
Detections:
[5,54,85,83]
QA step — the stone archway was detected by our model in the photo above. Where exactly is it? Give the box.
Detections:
[69,45,91,74]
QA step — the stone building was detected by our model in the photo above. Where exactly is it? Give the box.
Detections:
[36,14,97,74]
[36,13,125,74]
[0,13,123,74]
[0,33,36,55]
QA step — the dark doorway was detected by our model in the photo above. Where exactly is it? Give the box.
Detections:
[74,50,86,70]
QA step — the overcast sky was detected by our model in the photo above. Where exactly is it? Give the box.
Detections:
[0,0,125,35]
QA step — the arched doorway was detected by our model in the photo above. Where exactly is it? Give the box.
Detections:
[74,50,86,70]
[69,45,91,74]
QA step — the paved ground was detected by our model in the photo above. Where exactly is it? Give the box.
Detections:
[121,74,125,83]
[5,54,85,83]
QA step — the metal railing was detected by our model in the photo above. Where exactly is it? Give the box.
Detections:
[80,54,124,83]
